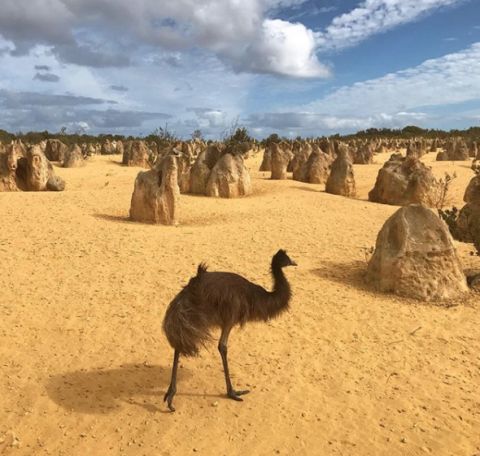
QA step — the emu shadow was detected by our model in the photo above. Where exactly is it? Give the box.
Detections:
[311,259,372,293]
[46,363,191,414]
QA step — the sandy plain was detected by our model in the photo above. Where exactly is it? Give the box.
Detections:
[0,150,479,455]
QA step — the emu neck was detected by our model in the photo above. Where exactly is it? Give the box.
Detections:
[255,263,291,322]
[272,263,289,296]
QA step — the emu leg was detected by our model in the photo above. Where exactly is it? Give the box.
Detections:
[164,350,180,412]
[218,327,249,401]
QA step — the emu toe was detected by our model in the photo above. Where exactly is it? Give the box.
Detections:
[164,389,176,412]
[227,389,250,401]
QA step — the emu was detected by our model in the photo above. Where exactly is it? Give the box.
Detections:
[162,249,296,411]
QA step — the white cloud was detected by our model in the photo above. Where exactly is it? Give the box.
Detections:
[246,111,428,133]
[307,42,480,116]
[0,1,476,136]
[316,0,465,51]
[0,42,248,135]
[238,19,330,78]
[0,44,111,101]
[194,109,228,128]
[247,43,480,135]
[287,5,337,21]
[0,0,327,78]
[0,0,470,80]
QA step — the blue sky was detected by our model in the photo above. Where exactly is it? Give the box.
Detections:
[0,0,479,138]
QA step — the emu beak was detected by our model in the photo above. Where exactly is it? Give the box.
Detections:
[290,259,297,267]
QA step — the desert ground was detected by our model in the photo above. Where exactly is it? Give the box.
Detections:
[0,151,479,456]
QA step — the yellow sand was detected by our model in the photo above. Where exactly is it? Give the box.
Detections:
[0,151,479,456]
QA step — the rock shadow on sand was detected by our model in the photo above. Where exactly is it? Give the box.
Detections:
[311,259,372,293]
[94,212,239,228]
[46,363,190,414]
[312,260,474,307]
[292,185,324,193]
[93,213,133,224]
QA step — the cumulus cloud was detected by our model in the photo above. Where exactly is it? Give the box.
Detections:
[188,107,228,129]
[71,120,90,132]
[316,0,465,51]
[238,19,330,78]
[0,0,470,78]
[0,0,73,52]
[0,0,467,77]
[0,1,475,136]
[33,72,60,82]
[0,0,327,78]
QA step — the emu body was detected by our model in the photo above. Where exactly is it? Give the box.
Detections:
[162,249,296,411]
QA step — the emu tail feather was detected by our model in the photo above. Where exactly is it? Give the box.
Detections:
[197,262,208,275]
[162,290,210,357]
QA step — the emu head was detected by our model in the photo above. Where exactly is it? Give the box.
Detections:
[273,249,297,268]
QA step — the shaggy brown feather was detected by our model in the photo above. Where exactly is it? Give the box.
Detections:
[163,250,293,356]
[162,249,296,411]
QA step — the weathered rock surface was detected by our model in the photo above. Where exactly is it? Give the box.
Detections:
[325,147,356,197]
[369,154,440,207]
[437,139,470,161]
[189,150,211,195]
[0,144,20,191]
[45,139,68,162]
[259,148,271,172]
[455,174,480,250]
[116,140,124,157]
[129,154,179,224]
[176,150,193,194]
[464,173,480,204]
[291,143,312,181]
[25,146,65,191]
[101,140,116,155]
[123,140,151,167]
[270,143,292,180]
[63,145,85,168]
[353,143,374,164]
[300,147,331,184]
[206,153,252,198]
[204,144,225,170]
[366,205,468,301]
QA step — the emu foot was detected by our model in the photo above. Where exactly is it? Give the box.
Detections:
[164,388,176,412]
[227,389,250,402]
